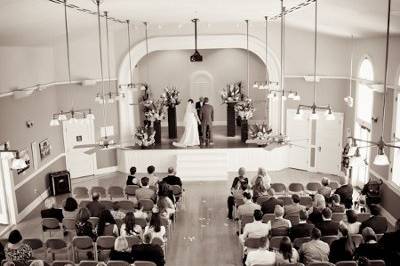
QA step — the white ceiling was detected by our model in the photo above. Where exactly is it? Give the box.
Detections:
[0,0,399,45]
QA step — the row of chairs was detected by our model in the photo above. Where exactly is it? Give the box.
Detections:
[78,199,155,213]
[264,261,385,266]
[270,181,340,195]
[1,260,157,266]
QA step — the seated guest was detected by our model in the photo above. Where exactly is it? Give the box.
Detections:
[238,192,261,218]
[147,165,159,187]
[162,167,182,187]
[120,212,143,238]
[261,189,283,214]
[63,197,78,219]
[144,211,166,242]
[271,205,292,230]
[41,197,64,226]
[290,210,314,241]
[131,233,165,266]
[227,167,248,219]
[276,237,299,265]
[86,192,105,218]
[97,209,119,236]
[335,176,353,209]
[252,175,267,202]
[308,194,326,225]
[329,224,355,263]
[0,241,4,262]
[126,166,139,186]
[329,194,345,213]
[378,218,400,266]
[317,208,339,236]
[284,194,306,218]
[4,230,32,266]
[361,176,383,207]
[75,207,96,240]
[245,236,276,266]
[250,167,271,190]
[157,182,176,219]
[110,202,126,220]
[299,228,330,265]
[359,204,388,234]
[240,210,271,244]
[354,227,385,262]
[134,202,148,220]
[109,236,133,263]
[136,177,156,202]
[340,210,361,234]
[317,177,332,200]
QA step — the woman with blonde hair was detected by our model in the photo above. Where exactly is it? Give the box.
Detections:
[109,236,133,263]
[308,194,326,224]
[251,168,271,190]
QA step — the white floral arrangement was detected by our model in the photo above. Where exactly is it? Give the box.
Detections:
[235,98,255,120]
[134,126,156,147]
[144,97,167,121]
[163,87,181,108]
[246,123,273,146]
[221,81,243,103]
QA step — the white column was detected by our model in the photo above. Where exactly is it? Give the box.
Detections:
[0,155,18,225]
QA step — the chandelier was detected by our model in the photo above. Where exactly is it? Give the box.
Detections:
[50,0,95,126]
[253,3,300,102]
[294,0,334,121]
[349,0,398,166]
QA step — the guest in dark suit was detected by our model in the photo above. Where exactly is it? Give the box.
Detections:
[354,227,385,262]
[41,197,64,231]
[329,194,345,213]
[317,208,339,236]
[290,210,315,241]
[261,188,284,214]
[335,177,353,209]
[86,192,106,218]
[329,223,355,263]
[110,236,133,263]
[131,233,165,266]
[378,218,400,266]
[126,166,139,186]
[359,204,388,234]
[227,167,248,219]
[200,97,214,145]
[163,167,182,187]
[195,97,204,137]
[284,194,306,218]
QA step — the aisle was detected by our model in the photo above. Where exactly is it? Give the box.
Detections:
[166,181,242,266]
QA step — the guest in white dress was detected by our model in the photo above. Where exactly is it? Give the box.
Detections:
[173,99,201,148]
[144,212,166,242]
[340,210,361,234]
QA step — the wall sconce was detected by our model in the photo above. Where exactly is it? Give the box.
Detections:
[372,117,378,123]
[0,142,27,170]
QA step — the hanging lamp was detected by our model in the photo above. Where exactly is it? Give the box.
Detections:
[50,0,94,126]
[0,142,28,170]
[294,0,334,121]
[350,0,398,166]
[344,35,355,108]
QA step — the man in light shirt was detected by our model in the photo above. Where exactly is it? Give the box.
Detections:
[299,227,330,265]
[240,210,271,244]
[238,192,261,218]
[147,165,159,187]
[284,194,306,218]
[245,237,276,266]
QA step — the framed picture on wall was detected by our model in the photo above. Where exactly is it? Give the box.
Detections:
[16,149,30,175]
[39,139,51,160]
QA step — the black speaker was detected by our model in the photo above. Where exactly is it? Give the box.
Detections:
[49,170,71,196]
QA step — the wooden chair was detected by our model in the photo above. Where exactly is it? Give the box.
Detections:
[125,235,142,246]
[90,186,106,198]
[78,261,98,266]
[244,237,264,249]
[239,215,254,232]
[351,234,364,247]
[103,224,116,236]
[335,261,357,266]
[328,181,340,190]
[170,185,183,202]
[299,196,313,208]
[106,261,130,266]
[96,236,116,261]
[288,183,305,194]
[256,195,270,205]
[293,237,311,249]
[108,186,125,200]
[52,260,74,266]
[136,217,148,229]
[45,239,70,261]
[270,236,285,250]
[133,262,156,266]
[78,200,90,209]
[99,200,113,210]
[73,187,89,199]
[279,196,294,206]
[23,238,46,259]
[151,237,166,254]
[42,218,62,239]
[125,185,140,199]
[72,236,94,262]
[321,235,339,246]
[139,199,154,212]
[262,213,275,224]
[357,213,371,223]
[117,200,135,212]
[306,182,322,194]
[367,260,385,266]
[332,212,345,222]
[62,218,76,241]
[271,183,287,195]
[271,227,289,237]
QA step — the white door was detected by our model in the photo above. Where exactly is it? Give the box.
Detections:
[315,111,344,175]
[0,157,9,224]
[63,119,97,178]
[286,109,311,170]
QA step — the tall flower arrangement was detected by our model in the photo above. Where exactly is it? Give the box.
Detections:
[144,97,167,122]
[246,123,273,146]
[134,126,155,147]
[163,87,181,108]
[235,98,255,120]
[220,81,243,103]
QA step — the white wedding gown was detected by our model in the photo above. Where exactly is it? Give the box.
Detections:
[173,103,200,148]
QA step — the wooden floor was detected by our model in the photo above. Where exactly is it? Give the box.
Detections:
[2,169,344,266]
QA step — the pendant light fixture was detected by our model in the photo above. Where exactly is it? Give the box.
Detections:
[246,19,250,96]
[50,0,94,126]
[0,142,28,170]
[350,0,398,166]
[118,20,134,89]
[344,35,355,108]
[294,0,334,121]
[254,1,300,103]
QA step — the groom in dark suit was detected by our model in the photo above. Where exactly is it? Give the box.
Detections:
[195,97,204,137]
[200,97,214,146]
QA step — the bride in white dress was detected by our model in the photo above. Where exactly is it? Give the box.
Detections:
[173,99,201,148]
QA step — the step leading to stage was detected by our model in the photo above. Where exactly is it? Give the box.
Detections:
[176,152,228,181]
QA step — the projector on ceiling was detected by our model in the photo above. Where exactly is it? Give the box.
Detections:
[190,50,203,62]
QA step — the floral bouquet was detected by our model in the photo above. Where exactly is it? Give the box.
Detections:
[221,81,243,103]
[144,98,167,121]
[246,123,273,146]
[163,87,181,108]
[235,98,255,120]
[134,126,156,147]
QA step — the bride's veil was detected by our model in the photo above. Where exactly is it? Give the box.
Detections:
[183,102,194,125]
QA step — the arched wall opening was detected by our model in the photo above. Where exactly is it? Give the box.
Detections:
[117,34,281,143]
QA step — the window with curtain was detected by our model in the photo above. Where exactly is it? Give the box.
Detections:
[353,58,374,187]
[391,74,400,186]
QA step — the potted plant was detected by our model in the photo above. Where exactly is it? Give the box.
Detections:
[144,97,167,144]
[220,81,243,137]
[235,98,255,143]
[134,126,156,148]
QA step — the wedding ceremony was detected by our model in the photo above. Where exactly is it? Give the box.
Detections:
[0,0,400,266]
